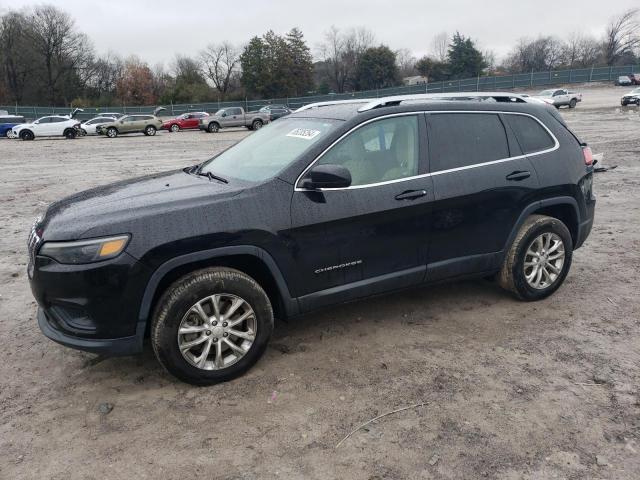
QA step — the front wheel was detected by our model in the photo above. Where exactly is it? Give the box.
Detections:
[207,122,219,133]
[151,268,274,385]
[144,125,157,136]
[170,124,180,132]
[499,215,573,301]
[20,130,34,141]
[106,127,118,138]
[569,98,577,108]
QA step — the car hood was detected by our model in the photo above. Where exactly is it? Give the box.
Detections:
[41,169,246,241]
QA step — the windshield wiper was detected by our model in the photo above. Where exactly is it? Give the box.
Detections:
[197,170,228,184]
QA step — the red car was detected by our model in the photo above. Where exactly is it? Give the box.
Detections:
[163,112,209,132]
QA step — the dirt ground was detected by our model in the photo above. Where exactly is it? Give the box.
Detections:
[1,84,639,479]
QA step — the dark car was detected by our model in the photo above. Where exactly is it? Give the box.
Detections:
[0,115,26,137]
[28,94,596,385]
[629,73,640,85]
[259,105,292,121]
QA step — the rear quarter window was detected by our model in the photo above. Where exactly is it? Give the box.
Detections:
[504,114,555,154]
[428,113,509,171]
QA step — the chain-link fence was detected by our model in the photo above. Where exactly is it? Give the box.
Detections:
[2,64,638,121]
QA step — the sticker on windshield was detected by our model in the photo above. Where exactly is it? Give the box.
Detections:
[286,128,321,140]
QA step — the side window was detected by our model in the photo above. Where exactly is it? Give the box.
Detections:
[38,117,52,124]
[504,114,555,154]
[232,108,242,116]
[317,115,419,186]
[428,113,509,172]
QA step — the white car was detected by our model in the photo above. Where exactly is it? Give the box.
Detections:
[81,116,121,135]
[10,115,82,140]
[535,89,582,108]
[621,87,640,106]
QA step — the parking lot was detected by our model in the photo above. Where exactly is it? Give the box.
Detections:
[1,84,639,479]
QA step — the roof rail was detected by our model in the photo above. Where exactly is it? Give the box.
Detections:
[357,92,537,112]
[296,99,370,112]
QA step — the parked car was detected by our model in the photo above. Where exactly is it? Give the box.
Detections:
[620,87,640,106]
[259,105,292,121]
[81,116,123,135]
[615,75,633,86]
[162,112,209,132]
[28,93,595,385]
[535,89,582,108]
[0,115,26,137]
[10,115,82,140]
[628,73,640,85]
[199,107,270,133]
[96,110,164,138]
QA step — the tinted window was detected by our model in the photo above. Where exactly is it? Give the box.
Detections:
[37,117,52,124]
[504,114,555,154]
[428,113,509,171]
[50,117,67,123]
[318,115,419,186]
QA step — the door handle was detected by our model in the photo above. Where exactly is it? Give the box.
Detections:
[506,171,531,181]
[395,189,427,200]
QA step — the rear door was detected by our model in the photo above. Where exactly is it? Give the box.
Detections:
[289,113,433,309]
[425,111,540,280]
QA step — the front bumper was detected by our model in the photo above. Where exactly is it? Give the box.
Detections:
[30,251,152,355]
[38,308,144,355]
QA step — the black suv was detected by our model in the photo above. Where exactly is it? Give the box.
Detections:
[28,95,596,385]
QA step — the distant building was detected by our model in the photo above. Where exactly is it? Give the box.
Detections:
[403,75,429,86]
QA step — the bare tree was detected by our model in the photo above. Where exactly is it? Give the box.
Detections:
[0,11,32,103]
[200,42,241,98]
[431,32,449,62]
[603,9,639,65]
[318,26,375,93]
[27,5,90,104]
[504,37,565,73]
[562,33,602,67]
[395,48,417,78]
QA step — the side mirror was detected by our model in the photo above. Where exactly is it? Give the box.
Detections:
[301,164,352,190]
[221,112,227,117]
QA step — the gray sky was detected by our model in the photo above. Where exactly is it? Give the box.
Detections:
[2,0,638,66]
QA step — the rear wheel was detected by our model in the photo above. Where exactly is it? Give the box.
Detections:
[106,127,118,138]
[252,119,263,130]
[170,124,180,132]
[499,215,573,301]
[144,125,157,136]
[151,267,274,385]
[64,128,76,139]
[20,130,34,141]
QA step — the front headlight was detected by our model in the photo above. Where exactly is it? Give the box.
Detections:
[39,235,130,264]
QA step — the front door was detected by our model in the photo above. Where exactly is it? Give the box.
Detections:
[288,114,433,310]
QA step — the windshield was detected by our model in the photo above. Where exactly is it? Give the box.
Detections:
[539,90,554,96]
[199,118,341,182]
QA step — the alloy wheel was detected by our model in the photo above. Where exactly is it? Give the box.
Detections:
[177,294,257,370]
[524,232,565,290]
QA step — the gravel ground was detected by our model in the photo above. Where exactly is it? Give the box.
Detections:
[0,85,639,479]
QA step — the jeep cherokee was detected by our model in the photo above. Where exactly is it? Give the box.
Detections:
[28,93,596,385]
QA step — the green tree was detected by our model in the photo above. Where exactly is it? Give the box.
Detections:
[447,32,487,79]
[285,27,314,96]
[415,56,450,81]
[240,36,268,98]
[355,45,399,90]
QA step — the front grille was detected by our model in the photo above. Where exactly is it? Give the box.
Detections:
[28,217,43,269]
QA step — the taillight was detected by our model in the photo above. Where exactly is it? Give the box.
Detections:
[582,146,593,166]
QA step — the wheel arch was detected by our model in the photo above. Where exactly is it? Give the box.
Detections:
[503,197,580,256]
[137,246,298,336]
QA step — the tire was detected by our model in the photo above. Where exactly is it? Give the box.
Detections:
[81,129,87,136]
[170,124,179,132]
[106,127,118,138]
[144,125,157,136]
[498,215,573,301]
[207,122,219,133]
[252,119,263,130]
[569,98,577,108]
[64,128,76,139]
[151,267,274,385]
[20,130,34,141]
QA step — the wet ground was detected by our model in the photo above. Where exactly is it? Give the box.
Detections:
[0,84,639,479]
